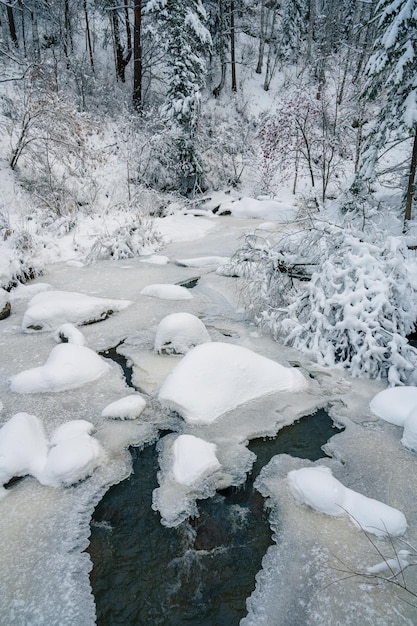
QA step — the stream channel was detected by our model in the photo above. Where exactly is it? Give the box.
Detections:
[89,396,340,625]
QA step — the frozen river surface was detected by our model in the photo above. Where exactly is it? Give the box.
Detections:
[1,212,417,625]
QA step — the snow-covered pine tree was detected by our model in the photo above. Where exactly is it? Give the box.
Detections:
[278,0,308,62]
[356,0,417,226]
[145,0,211,195]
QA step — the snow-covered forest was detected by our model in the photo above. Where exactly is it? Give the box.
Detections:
[1,0,417,624]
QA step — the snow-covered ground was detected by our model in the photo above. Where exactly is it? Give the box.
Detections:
[1,210,417,625]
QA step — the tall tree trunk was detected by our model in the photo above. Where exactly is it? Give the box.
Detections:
[7,4,19,48]
[404,126,417,230]
[31,8,40,59]
[213,0,226,97]
[133,0,142,111]
[18,0,27,56]
[83,0,94,72]
[230,0,237,92]
[256,0,265,74]
[263,7,278,91]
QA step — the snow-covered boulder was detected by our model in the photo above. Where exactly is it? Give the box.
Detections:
[154,312,211,354]
[10,344,110,393]
[39,433,104,487]
[369,386,417,426]
[370,386,417,452]
[50,420,95,445]
[172,434,221,485]
[288,466,407,537]
[22,290,131,332]
[53,323,86,346]
[140,284,193,300]
[101,394,146,420]
[158,342,308,424]
[0,413,48,497]
[0,288,11,320]
[176,256,230,268]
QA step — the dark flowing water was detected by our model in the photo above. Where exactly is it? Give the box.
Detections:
[89,409,340,626]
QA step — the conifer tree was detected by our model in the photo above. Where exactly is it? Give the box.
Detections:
[357,0,417,226]
[145,0,211,195]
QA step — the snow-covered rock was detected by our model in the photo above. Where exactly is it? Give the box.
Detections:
[22,290,131,332]
[140,283,193,300]
[0,288,11,320]
[10,344,111,393]
[176,256,230,268]
[50,420,95,445]
[0,413,48,497]
[288,466,407,537]
[158,342,308,424]
[39,434,104,487]
[369,386,417,426]
[172,434,221,485]
[154,312,211,354]
[101,394,147,420]
[53,323,86,346]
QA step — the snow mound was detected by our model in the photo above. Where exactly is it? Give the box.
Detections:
[158,342,308,424]
[0,414,103,495]
[402,407,417,451]
[22,290,131,332]
[40,434,104,487]
[154,214,216,242]
[154,312,211,354]
[218,197,298,221]
[140,284,193,300]
[101,394,147,420]
[10,344,111,393]
[172,434,221,485]
[50,420,95,445]
[53,323,86,346]
[176,256,230,268]
[288,466,407,537]
[139,255,170,265]
[0,413,47,497]
[369,386,417,426]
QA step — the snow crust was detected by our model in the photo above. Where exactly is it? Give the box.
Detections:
[172,434,221,485]
[101,394,147,420]
[22,290,131,332]
[158,342,308,424]
[140,283,193,300]
[10,344,111,393]
[288,466,407,537]
[154,312,211,354]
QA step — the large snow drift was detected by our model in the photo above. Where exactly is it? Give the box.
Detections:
[288,466,407,537]
[22,290,131,332]
[158,342,308,424]
[10,344,111,393]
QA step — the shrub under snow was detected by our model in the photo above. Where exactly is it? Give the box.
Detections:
[232,224,417,384]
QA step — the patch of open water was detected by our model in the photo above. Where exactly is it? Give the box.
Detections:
[89,409,341,625]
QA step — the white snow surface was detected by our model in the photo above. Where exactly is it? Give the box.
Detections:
[53,323,86,346]
[369,385,417,425]
[0,413,103,494]
[22,290,131,332]
[154,312,211,354]
[10,344,111,393]
[176,255,230,267]
[172,434,221,485]
[217,196,298,221]
[1,209,417,624]
[101,394,147,420]
[158,342,308,424]
[288,466,407,537]
[140,283,193,300]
